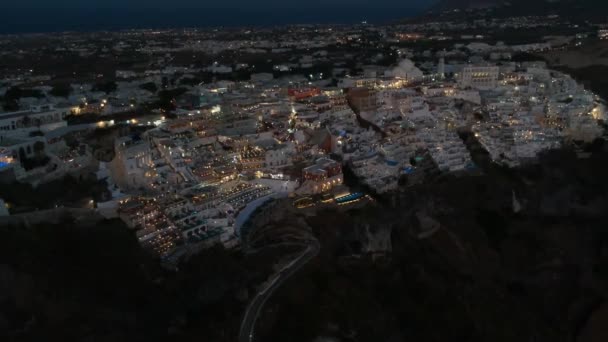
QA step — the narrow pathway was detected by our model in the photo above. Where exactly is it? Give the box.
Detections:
[239,240,320,342]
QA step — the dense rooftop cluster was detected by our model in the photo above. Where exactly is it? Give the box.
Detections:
[0,16,606,260]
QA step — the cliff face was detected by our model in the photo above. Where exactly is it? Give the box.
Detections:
[258,146,608,342]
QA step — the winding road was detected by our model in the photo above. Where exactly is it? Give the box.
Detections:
[239,240,320,342]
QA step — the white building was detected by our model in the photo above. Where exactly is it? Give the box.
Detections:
[0,104,70,138]
[458,66,500,90]
[111,137,153,189]
[264,144,295,168]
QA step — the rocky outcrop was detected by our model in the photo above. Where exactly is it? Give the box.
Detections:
[259,147,608,342]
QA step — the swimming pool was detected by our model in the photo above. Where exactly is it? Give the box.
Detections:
[335,192,364,204]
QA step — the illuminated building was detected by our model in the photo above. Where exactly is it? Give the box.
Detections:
[302,158,343,194]
[458,66,499,89]
[288,87,321,100]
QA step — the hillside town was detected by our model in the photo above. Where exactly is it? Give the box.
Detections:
[1,17,606,260]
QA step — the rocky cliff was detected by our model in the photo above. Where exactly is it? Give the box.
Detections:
[258,145,608,342]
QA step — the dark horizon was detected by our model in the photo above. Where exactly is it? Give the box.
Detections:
[0,5,431,34]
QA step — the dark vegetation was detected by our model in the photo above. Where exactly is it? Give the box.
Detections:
[92,81,118,94]
[156,87,188,112]
[139,81,158,93]
[555,65,608,103]
[19,155,50,171]
[1,86,44,111]
[179,77,201,87]
[0,175,110,213]
[49,83,72,98]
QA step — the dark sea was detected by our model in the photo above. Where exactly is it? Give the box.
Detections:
[0,7,424,34]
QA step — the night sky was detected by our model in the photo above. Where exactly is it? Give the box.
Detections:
[0,0,437,33]
[3,0,433,10]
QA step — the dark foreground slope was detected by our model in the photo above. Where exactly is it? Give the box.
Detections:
[0,219,282,342]
[258,145,608,342]
[2,144,608,342]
